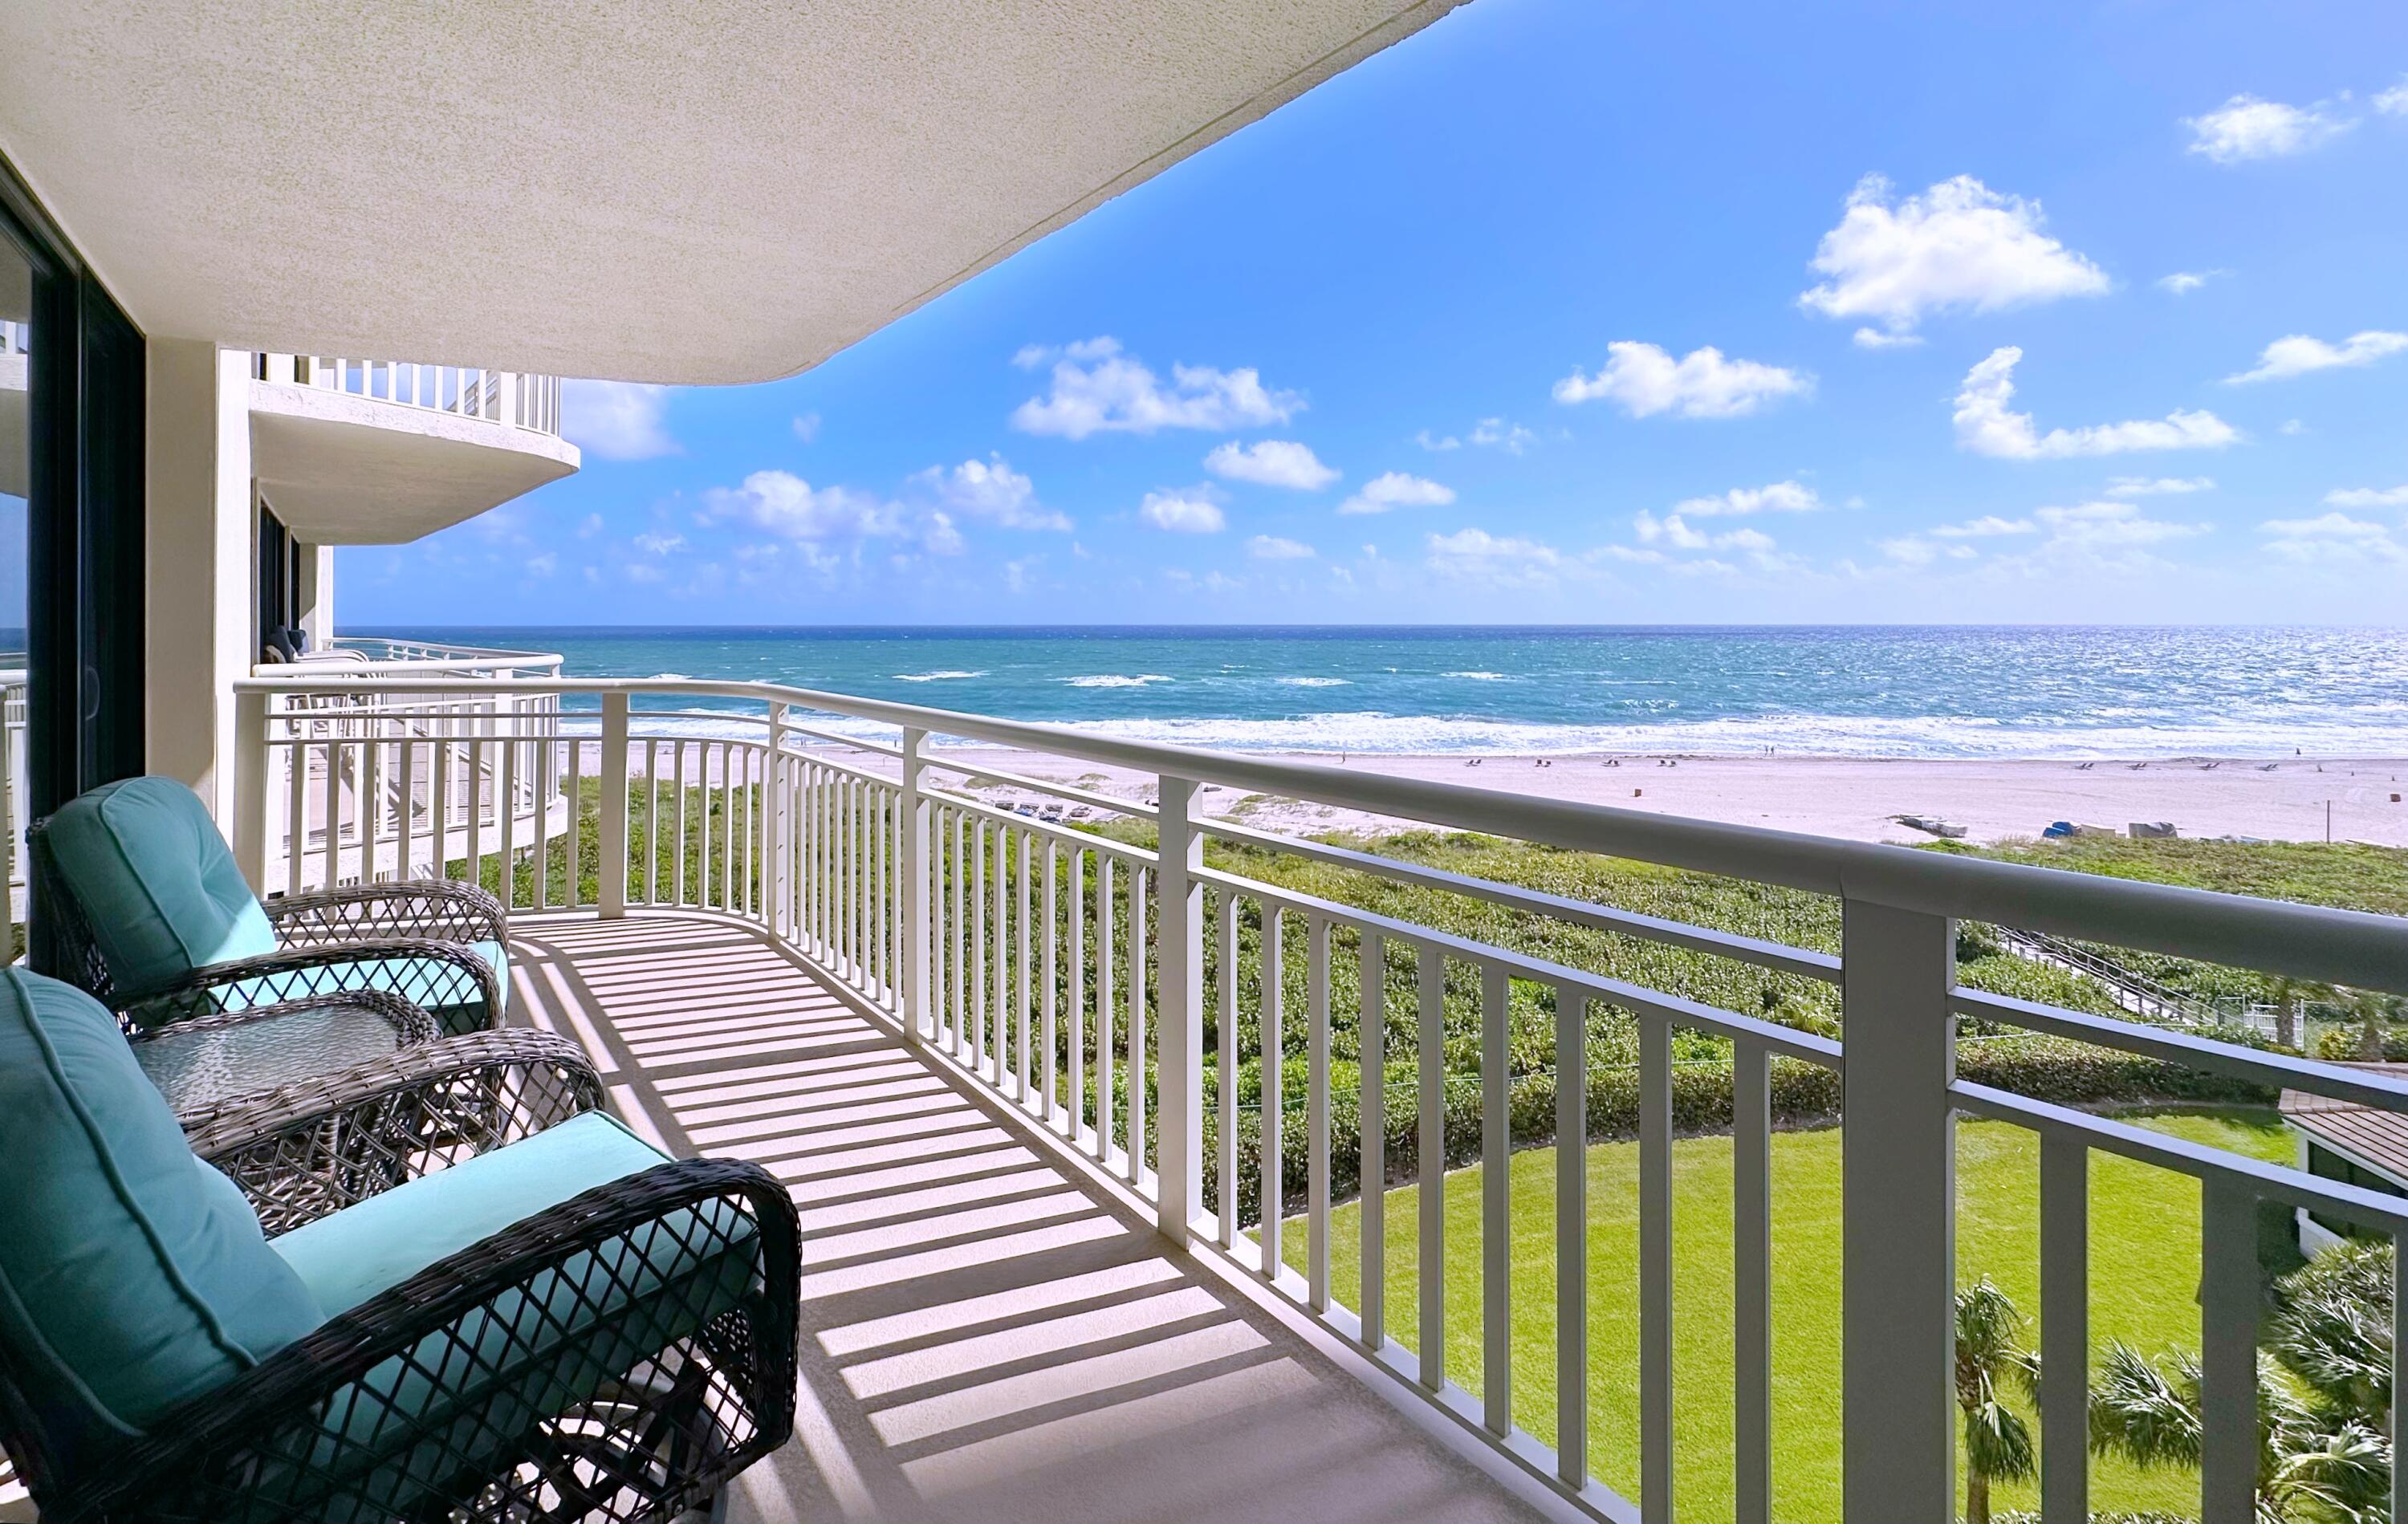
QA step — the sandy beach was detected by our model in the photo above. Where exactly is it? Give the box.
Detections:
[930,748,2408,848]
[596,742,2408,848]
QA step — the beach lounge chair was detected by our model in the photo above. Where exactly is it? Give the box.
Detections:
[0,968,799,1523]
[31,775,509,1036]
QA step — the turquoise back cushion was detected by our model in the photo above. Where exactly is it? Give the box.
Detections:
[43,776,278,1000]
[0,970,323,1466]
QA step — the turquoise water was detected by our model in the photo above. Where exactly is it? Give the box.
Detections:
[375,625,2408,759]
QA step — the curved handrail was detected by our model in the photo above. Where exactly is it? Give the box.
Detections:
[231,671,2408,994]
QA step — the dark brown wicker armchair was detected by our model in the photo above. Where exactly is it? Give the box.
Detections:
[0,1023,801,1524]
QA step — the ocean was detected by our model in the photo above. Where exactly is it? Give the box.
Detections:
[375,625,2408,761]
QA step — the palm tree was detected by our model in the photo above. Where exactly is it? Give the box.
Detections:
[2087,1243,2394,1522]
[1955,1278,2037,1524]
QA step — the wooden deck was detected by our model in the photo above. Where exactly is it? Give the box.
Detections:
[511,912,1561,1524]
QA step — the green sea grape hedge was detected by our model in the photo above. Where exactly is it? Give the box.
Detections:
[496,784,2406,1226]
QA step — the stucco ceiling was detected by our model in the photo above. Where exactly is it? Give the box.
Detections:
[0,1,1462,385]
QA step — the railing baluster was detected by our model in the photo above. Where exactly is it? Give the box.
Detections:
[991,821,1010,1087]
[498,721,518,906]
[641,738,657,905]
[1016,827,1031,1103]
[1640,1012,1673,1524]
[951,809,966,1059]
[397,732,417,887]
[1418,941,1445,1389]
[1041,839,1057,1117]
[319,729,340,888]
[1480,961,1510,1436]
[1308,914,1332,1313]
[1097,855,1115,1166]
[1127,864,1148,1189]
[597,694,627,916]
[1261,903,1285,1276]
[670,738,687,905]
[1735,1040,1772,1524]
[1555,982,1588,1489]
[1218,889,1238,1248]
[1068,847,1085,1141]
[2394,1242,2406,1524]
[2201,1182,2260,1524]
[563,721,582,906]
[972,819,989,1074]
[2039,1134,2088,1524]
[286,725,307,896]
[1361,931,1385,1349]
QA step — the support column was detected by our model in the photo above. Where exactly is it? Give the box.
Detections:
[144,341,255,827]
[1841,899,1959,1522]
[294,543,336,652]
[1154,774,1204,1243]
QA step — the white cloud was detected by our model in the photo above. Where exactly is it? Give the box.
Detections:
[2225,331,2408,384]
[791,412,821,443]
[1338,471,1457,516]
[702,469,901,541]
[1930,515,2036,538]
[1205,440,1340,490]
[2105,476,2215,498]
[1417,419,1537,453]
[1011,337,1303,438]
[914,454,1069,530]
[2259,511,2405,563]
[624,563,665,584]
[1553,342,1811,419]
[2032,500,2209,549]
[1003,556,1043,595]
[1670,481,1823,518]
[1138,487,1226,534]
[1246,534,1316,560]
[1425,528,1569,587]
[1470,417,1537,453]
[2184,95,2351,163]
[1798,175,2109,342]
[1878,536,1977,567]
[921,510,966,556]
[2327,484,2408,508]
[632,530,685,556]
[2156,270,2226,295]
[575,513,604,538]
[1954,347,2239,458]
[561,380,678,460]
[2280,419,2308,436]
[525,551,558,578]
[2380,79,2408,116]
[1853,327,1925,349]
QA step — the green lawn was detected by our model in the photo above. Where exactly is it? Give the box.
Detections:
[1283,1107,2295,1523]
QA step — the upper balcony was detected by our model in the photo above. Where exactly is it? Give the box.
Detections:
[247,354,580,544]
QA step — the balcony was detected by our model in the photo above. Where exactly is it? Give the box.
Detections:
[230,671,2408,1524]
[248,354,579,544]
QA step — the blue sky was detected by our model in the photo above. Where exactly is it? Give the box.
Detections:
[346,0,2408,627]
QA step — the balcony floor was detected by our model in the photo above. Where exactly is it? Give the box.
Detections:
[510,913,1559,1524]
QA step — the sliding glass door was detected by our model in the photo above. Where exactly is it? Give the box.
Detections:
[1,158,146,959]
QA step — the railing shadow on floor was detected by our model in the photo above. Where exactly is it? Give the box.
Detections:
[509,912,1560,1524]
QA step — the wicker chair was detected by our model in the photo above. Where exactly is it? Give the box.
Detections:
[29,775,509,1035]
[0,970,800,1524]
[126,989,440,1130]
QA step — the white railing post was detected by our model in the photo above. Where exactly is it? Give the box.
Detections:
[767,701,792,937]
[1154,774,1205,1243]
[598,692,628,918]
[900,726,931,1044]
[232,690,270,893]
[1841,897,1958,1521]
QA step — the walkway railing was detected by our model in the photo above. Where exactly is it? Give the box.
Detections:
[254,353,563,437]
[230,673,2408,1524]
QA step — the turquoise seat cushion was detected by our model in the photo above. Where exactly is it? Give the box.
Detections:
[218,939,510,1033]
[0,969,323,1471]
[262,1114,760,1522]
[273,1112,672,1315]
[42,776,278,1001]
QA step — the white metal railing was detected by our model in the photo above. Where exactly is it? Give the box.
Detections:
[230,673,2408,1524]
[254,354,563,437]
[0,670,24,951]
